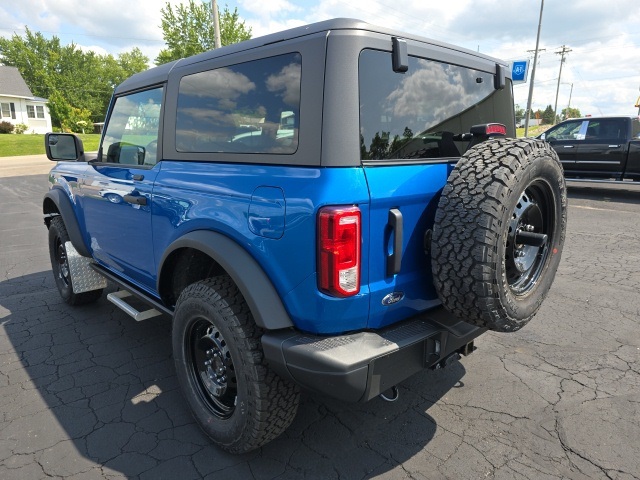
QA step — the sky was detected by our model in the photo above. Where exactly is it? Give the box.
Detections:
[1,0,639,118]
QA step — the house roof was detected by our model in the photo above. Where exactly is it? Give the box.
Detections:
[0,66,34,98]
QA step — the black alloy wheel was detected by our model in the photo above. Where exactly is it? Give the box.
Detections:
[505,181,555,295]
[431,137,567,332]
[187,318,237,419]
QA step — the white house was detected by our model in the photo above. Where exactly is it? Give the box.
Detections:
[0,66,53,134]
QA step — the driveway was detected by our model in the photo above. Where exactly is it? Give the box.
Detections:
[0,162,638,479]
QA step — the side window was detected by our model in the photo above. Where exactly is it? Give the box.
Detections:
[358,49,514,160]
[100,87,163,166]
[585,119,625,141]
[176,52,301,154]
[545,120,586,141]
[632,118,640,140]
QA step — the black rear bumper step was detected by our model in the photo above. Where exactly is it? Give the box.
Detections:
[262,307,484,402]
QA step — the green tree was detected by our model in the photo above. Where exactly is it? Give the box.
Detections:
[0,28,148,127]
[514,104,525,124]
[561,107,581,119]
[0,28,57,100]
[156,1,252,65]
[541,105,556,125]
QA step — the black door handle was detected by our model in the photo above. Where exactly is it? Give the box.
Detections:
[132,174,145,181]
[123,194,147,206]
[387,208,403,276]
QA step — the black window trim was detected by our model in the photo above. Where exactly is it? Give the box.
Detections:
[163,32,327,167]
[96,83,167,168]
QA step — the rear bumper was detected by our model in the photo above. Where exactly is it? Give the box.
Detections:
[262,307,485,402]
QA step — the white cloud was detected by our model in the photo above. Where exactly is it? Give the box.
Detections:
[1,0,638,115]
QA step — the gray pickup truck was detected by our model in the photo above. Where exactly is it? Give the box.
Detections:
[539,116,640,183]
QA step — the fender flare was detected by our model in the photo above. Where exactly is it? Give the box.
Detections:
[158,230,294,330]
[43,189,91,257]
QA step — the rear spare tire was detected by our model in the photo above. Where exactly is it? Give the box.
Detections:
[431,138,566,332]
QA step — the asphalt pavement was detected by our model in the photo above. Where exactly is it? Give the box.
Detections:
[0,158,638,479]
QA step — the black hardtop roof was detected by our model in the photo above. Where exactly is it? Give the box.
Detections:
[115,18,504,94]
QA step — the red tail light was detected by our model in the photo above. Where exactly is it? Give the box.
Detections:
[470,123,507,136]
[486,123,507,136]
[317,206,361,297]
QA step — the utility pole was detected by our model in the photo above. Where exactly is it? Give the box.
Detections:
[553,45,572,124]
[525,0,544,138]
[566,83,573,119]
[212,0,221,49]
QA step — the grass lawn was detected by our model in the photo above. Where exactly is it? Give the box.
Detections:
[0,134,101,157]
[516,125,549,138]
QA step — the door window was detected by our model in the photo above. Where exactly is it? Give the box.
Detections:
[584,118,625,142]
[544,120,586,141]
[100,87,163,166]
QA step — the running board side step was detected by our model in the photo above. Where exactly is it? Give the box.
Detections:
[107,290,163,321]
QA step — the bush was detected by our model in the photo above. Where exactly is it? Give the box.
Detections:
[0,121,14,134]
[14,123,29,134]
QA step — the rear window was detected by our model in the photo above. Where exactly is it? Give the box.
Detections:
[176,52,301,154]
[359,49,513,161]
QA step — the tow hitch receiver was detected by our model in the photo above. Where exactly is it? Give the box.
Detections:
[432,340,476,370]
[460,340,476,356]
[433,352,461,370]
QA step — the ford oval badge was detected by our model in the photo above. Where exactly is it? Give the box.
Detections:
[382,292,405,306]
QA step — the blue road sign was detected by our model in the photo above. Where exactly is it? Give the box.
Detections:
[511,60,529,84]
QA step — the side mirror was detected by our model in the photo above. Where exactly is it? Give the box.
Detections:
[106,142,145,165]
[45,133,85,161]
[539,133,546,141]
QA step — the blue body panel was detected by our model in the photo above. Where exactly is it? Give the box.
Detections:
[49,158,449,335]
[151,161,371,334]
[363,163,450,329]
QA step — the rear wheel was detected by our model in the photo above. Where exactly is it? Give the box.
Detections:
[431,138,567,332]
[172,275,299,453]
[48,216,103,305]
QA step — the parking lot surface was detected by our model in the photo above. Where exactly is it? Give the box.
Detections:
[1,160,639,479]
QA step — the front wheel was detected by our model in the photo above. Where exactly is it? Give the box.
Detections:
[172,275,299,453]
[431,138,567,332]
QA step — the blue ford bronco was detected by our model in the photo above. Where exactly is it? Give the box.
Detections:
[43,19,567,453]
